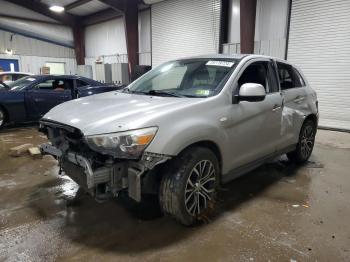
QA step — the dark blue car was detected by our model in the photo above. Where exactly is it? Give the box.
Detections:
[0,75,121,128]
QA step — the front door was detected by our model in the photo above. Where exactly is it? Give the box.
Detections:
[25,78,73,119]
[225,59,283,171]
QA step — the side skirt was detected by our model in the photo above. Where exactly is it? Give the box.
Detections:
[221,145,296,184]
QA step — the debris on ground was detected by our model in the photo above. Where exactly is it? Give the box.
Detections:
[302,204,309,208]
[9,143,34,157]
[28,147,42,159]
[43,154,55,161]
[306,161,324,168]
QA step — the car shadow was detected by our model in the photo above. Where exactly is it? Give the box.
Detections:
[0,122,38,133]
[27,157,306,254]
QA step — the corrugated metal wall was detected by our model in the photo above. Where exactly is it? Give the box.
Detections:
[151,0,221,66]
[254,0,289,58]
[224,0,288,59]
[84,12,152,79]
[138,9,152,65]
[287,0,350,130]
[0,29,76,74]
[85,18,127,60]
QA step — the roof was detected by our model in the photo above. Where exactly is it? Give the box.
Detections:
[176,54,291,64]
[0,72,33,75]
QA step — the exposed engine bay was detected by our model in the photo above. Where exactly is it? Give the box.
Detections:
[39,120,171,202]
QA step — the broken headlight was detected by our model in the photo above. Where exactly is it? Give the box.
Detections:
[85,127,158,158]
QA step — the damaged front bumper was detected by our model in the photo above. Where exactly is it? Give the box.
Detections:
[41,143,171,202]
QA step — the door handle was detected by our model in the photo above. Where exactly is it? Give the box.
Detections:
[293,96,305,103]
[272,104,282,112]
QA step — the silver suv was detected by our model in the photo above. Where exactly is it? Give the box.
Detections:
[40,54,318,226]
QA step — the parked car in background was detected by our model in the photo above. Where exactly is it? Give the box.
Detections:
[40,55,318,226]
[0,71,33,89]
[0,75,123,128]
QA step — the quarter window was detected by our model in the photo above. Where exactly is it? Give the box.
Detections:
[277,62,304,90]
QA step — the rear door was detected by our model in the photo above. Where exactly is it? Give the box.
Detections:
[276,61,308,148]
[25,77,73,119]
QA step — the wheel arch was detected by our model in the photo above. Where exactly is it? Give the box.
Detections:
[0,104,9,123]
[304,113,318,128]
[177,140,223,173]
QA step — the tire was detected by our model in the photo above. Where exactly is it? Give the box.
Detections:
[287,119,316,164]
[0,107,5,129]
[159,147,219,226]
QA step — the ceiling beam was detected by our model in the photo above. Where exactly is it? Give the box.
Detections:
[124,0,139,80]
[73,26,85,65]
[82,8,123,26]
[65,0,92,11]
[98,0,125,12]
[3,0,78,26]
[240,0,257,54]
[0,14,60,25]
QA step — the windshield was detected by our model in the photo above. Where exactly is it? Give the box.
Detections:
[8,76,38,91]
[127,58,238,98]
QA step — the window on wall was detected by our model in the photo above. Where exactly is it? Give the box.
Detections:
[45,62,65,75]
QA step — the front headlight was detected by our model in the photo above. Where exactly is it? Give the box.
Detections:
[85,127,158,158]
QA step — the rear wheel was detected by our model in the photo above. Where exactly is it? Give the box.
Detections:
[0,108,6,129]
[160,147,219,226]
[287,119,316,164]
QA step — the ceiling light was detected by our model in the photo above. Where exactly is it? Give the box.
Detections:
[49,5,65,12]
[5,48,13,55]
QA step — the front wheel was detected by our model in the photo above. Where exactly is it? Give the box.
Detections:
[0,108,5,129]
[287,119,316,164]
[160,147,219,226]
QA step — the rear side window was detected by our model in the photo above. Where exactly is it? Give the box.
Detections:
[277,62,305,90]
[76,79,89,87]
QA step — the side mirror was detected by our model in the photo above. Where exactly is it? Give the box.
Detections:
[236,83,266,103]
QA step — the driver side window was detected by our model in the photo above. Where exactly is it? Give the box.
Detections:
[34,79,73,91]
[34,79,55,90]
[238,61,271,93]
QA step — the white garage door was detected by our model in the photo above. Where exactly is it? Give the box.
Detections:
[151,0,221,66]
[287,0,350,130]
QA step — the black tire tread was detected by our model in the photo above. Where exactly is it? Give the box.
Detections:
[160,147,219,226]
[287,119,316,164]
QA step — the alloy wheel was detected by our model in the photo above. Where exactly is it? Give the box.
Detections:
[184,160,216,216]
[300,125,314,159]
[0,110,4,127]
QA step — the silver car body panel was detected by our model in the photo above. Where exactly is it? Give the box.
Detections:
[43,54,318,178]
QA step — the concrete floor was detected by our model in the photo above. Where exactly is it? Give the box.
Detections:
[0,127,349,262]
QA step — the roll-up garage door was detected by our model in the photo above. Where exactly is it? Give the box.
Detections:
[287,0,350,130]
[151,0,221,66]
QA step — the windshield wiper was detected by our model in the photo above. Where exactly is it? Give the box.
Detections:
[140,90,186,97]
[148,90,183,97]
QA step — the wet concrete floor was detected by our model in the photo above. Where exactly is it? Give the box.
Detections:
[0,126,350,261]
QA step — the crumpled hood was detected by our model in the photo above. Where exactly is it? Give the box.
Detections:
[43,91,199,135]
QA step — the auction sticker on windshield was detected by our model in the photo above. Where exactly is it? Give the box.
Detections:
[206,61,235,67]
